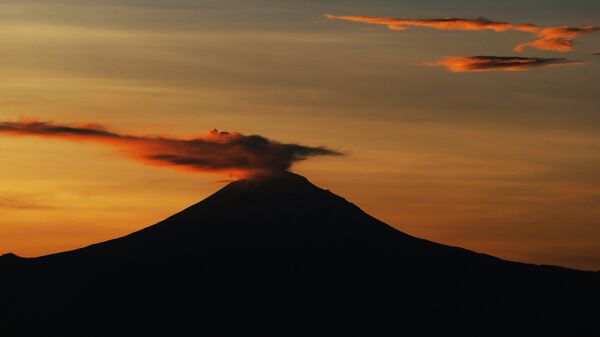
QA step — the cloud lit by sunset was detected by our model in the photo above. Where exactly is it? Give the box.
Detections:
[324,15,539,33]
[514,25,600,52]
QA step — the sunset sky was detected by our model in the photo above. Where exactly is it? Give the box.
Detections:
[1,0,600,270]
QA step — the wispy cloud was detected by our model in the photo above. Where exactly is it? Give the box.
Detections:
[0,119,342,178]
[325,15,599,52]
[427,56,583,72]
[324,15,539,33]
[0,194,53,210]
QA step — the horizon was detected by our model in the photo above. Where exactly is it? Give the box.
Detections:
[2,0,600,271]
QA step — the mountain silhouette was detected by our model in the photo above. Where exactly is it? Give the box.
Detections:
[1,172,598,337]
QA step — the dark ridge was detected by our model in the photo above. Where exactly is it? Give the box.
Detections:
[0,253,24,260]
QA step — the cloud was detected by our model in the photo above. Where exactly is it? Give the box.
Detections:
[427,56,583,72]
[324,15,539,33]
[0,119,343,178]
[325,15,599,52]
[515,26,600,52]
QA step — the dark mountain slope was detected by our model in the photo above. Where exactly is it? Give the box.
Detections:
[1,172,598,336]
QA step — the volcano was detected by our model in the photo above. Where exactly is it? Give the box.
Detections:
[1,172,598,336]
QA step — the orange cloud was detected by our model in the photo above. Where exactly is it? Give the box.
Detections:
[325,15,599,52]
[515,26,600,52]
[324,14,539,33]
[0,119,342,178]
[428,56,583,72]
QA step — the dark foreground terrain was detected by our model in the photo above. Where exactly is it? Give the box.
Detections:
[1,172,598,336]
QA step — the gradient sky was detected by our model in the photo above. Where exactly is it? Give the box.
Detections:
[1,0,600,270]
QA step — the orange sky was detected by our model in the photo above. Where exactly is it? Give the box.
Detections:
[1,1,600,270]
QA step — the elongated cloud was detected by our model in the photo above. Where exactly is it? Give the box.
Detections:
[324,14,539,33]
[0,119,342,178]
[428,56,583,72]
[325,14,599,52]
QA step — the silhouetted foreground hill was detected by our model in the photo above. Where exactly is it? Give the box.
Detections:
[1,172,598,336]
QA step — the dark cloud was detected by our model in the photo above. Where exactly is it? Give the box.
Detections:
[427,56,583,72]
[0,119,343,178]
